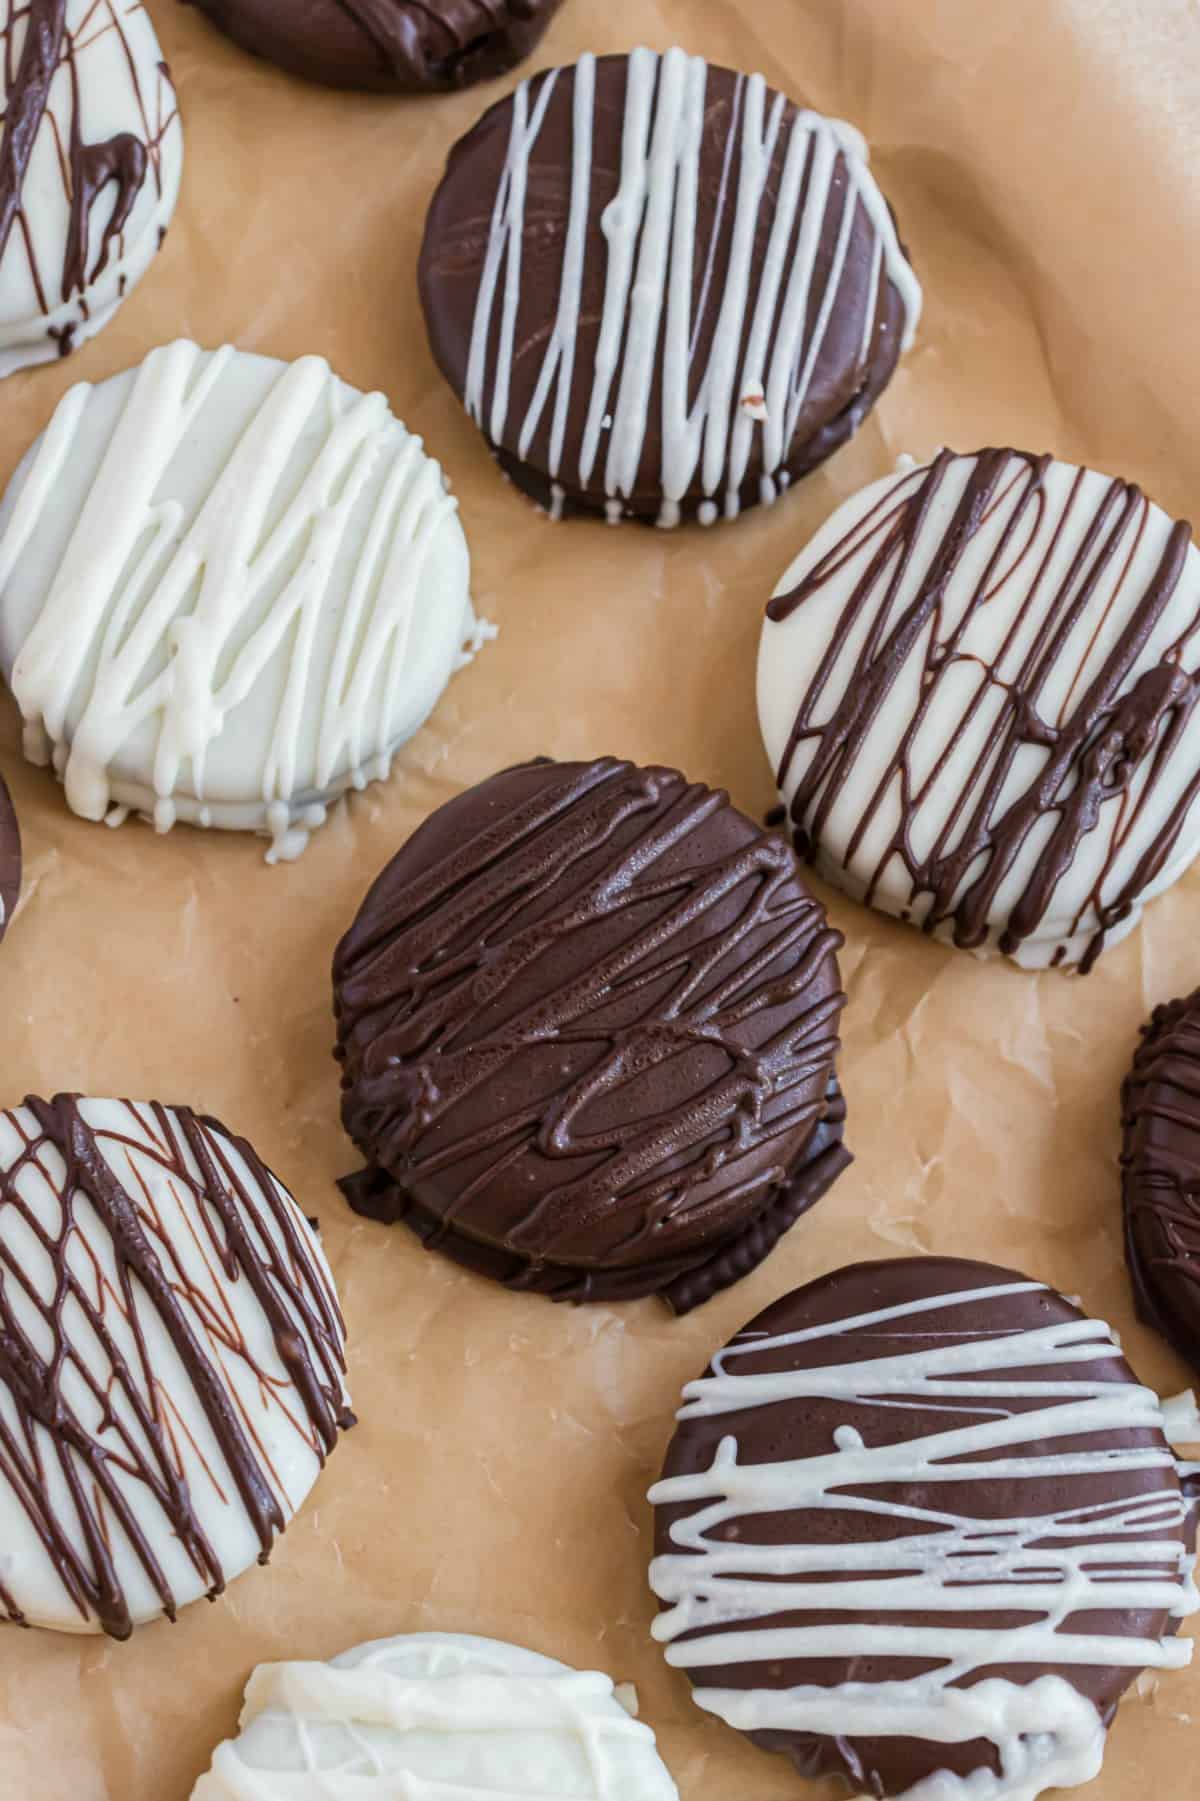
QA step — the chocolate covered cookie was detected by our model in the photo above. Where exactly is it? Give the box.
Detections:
[418,48,920,527]
[0,1097,352,1638]
[0,773,19,941]
[0,340,485,862]
[192,1632,678,1799]
[1123,989,1200,1376]
[334,757,850,1312]
[183,0,564,94]
[758,448,1200,970]
[650,1256,1200,1800]
[0,1,182,377]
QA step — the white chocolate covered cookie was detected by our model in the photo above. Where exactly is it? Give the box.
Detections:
[0,1097,352,1638]
[191,1632,679,1799]
[758,449,1200,969]
[0,341,485,860]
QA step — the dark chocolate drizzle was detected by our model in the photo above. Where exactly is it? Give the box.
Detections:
[0,0,174,349]
[0,0,65,271]
[0,1097,351,1640]
[768,448,1200,970]
[1123,989,1200,1377]
[334,758,850,1312]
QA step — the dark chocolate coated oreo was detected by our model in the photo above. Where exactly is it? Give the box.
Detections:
[182,0,564,94]
[333,757,850,1310]
[418,48,920,527]
[0,773,20,943]
[1123,989,1200,1375]
[650,1256,1198,1797]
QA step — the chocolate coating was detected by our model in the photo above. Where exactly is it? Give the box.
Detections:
[182,0,564,94]
[418,51,917,526]
[651,1256,1196,1797]
[333,758,850,1310]
[1123,990,1200,1375]
[0,772,19,941]
[0,1097,352,1639]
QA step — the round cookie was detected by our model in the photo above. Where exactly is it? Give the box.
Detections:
[758,448,1200,971]
[1123,988,1200,1376]
[182,0,565,94]
[650,1256,1200,1800]
[0,1095,352,1638]
[333,757,850,1312]
[0,773,19,941]
[0,1,182,378]
[0,340,485,862]
[418,47,921,528]
[191,1632,679,1798]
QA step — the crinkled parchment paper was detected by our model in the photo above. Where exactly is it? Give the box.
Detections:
[2,1,1200,1795]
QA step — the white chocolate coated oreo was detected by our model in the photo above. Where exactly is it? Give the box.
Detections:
[0,1097,351,1638]
[758,449,1200,970]
[191,1632,680,1799]
[0,0,183,377]
[0,341,485,861]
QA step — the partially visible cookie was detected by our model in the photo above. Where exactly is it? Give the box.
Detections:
[759,448,1200,970]
[0,774,19,942]
[650,1256,1199,1799]
[182,0,565,94]
[1123,989,1200,1375]
[0,1096,352,1638]
[191,1632,678,1799]
[0,1,182,377]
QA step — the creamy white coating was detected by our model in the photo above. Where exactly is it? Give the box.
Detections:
[649,1277,1199,1801]
[0,1099,349,1634]
[0,0,183,377]
[468,47,921,526]
[757,451,1200,967]
[190,1632,680,1800]
[0,341,482,859]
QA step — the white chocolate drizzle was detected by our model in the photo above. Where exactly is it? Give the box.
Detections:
[649,1277,1200,1801]
[467,47,921,527]
[0,341,480,860]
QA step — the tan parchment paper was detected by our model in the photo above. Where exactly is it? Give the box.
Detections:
[2,1,1200,1795]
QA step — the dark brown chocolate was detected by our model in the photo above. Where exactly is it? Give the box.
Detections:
[0,773,19,941]
[333,758,850,1311]
[418,51,917,527]
[651,1256,1198,1797]
[182,0,564,94]
[0,1098,353,1640]
[1123,989,1200,1376]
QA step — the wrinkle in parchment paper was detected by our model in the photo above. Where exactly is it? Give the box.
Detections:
[1,2,1199,1797]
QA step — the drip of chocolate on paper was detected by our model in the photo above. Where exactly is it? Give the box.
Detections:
[769,448,1200,971]
[334,758,850,1312]
[0,1098,354,1641]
